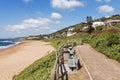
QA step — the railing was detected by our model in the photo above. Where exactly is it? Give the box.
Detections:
[51,45,65,80]
[51,51,59,80]
[51,43,75,80]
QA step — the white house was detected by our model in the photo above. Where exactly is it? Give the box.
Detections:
[67,32,76,37]
[67,27,76,37]
[92,22,105,29]
[68,27,74,31]
[82,26,89,31]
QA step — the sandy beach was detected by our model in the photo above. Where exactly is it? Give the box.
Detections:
[0,40,54,80]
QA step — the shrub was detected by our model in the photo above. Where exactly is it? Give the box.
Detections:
[89,30,120,62]
[95,25,104,31]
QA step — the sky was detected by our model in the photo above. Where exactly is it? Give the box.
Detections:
[0,0,120,38]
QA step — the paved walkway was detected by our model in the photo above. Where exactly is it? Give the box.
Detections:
[76,44,120,80]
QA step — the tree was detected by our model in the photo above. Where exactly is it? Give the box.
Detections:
[86,16,94,34]
[87,25,94,34]
[86,16,89,22]
[86,16,93,22]
[89,16,93,22]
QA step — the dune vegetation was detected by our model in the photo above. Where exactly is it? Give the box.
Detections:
[89,27,120,62]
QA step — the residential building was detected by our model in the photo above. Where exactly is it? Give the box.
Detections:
[67,27,76,37]
[92,21,105,29]
[105,20,120,27]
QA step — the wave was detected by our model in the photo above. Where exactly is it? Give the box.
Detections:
[0,40,13,43]
[0,42,20,50]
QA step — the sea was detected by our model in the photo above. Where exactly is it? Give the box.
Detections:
[0,39,20,50]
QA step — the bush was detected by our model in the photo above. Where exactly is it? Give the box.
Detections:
[95,25,104,31]
[89,30,120,62]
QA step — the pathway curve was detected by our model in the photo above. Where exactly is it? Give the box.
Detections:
[76,44,120,80]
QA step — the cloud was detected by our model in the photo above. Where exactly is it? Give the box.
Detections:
[96,0,101,2]
[7,18,51,31]
[51,0,84,9]
[96,0,111,2]
[104,0,111,2]
[55,21,61,24]
[98,5,114,13]
[51,12,62,19]
[23,0,31,3]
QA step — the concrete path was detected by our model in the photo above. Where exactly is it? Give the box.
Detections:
[76,44,120,80]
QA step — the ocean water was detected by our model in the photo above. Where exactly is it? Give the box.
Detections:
[0,39,20,50]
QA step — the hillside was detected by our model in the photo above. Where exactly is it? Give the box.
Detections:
[26,14,120,63]
[95,14,120,22]
[52,14,120,35]
[26,14,120,40]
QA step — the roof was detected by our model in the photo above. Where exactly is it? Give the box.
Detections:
[106,20,120,23]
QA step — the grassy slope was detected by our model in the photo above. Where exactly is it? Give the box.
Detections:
[46,32,89,48]
[89,27,120,62]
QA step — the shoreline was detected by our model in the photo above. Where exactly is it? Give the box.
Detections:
[0,41,26,56]
[0,40,54,80]
[0,40,21,51]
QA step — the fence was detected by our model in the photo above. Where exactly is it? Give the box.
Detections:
[51,43,76,80]
[51,45,64,80]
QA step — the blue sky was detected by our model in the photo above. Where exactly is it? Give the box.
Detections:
[0,0,120,38]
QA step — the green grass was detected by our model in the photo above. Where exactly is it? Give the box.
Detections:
[89,28,120,62]
[13,51,56,80]
[45,32,89,48]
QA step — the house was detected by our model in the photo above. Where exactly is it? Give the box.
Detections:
[26,35,40,40]
[61,32,67,37]
[48,34,54,39]
[43,35,49,39]
[105,20,120,27]
[82,26,89,31]
[92,21,105,29]
[67,32,76,37]
[68,27,74,31]
[67,27,76,37]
